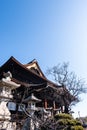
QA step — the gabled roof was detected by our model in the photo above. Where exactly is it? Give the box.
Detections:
[0,56,46,84]
[0,56,60,88]
[24,59,46,78]
[0,56,75,105]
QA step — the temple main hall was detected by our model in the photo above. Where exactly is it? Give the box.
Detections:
[0,56,74,129]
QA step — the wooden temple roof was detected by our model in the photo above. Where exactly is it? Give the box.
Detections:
[0,56,46,84]
[0,56,61,88]
[0,56,75,106]
[24,59,46,78]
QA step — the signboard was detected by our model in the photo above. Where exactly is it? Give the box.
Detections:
[8,102,16,111]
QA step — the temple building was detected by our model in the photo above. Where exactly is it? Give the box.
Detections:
[0,56,74,130]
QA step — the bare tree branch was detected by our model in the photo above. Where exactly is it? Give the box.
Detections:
[46,62,87,105]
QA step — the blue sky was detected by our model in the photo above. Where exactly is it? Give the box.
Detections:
[0,0,87,118]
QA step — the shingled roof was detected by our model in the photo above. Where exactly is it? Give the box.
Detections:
[0,56,75,106]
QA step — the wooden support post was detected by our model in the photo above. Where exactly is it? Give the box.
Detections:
[53,101,56,109]
[44,99,47,109]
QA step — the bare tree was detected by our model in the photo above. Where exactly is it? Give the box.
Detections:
[46,62,87,104]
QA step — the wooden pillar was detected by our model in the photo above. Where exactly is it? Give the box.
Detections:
[53,101,56,109]
[44,99,47,109]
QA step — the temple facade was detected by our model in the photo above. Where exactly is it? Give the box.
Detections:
[0,56,74,130]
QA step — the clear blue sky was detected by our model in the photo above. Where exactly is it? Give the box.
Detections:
[0,0,87,118]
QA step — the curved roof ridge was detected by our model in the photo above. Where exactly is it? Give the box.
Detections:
[0,56,47,81]
[24,59,46,79]
[27,59,37,64]
[0,56,63,88]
